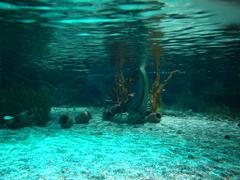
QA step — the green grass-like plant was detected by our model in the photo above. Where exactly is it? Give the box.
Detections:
[0,86,51,127]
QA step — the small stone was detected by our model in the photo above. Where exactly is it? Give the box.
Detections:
[156,112,161,119]
[113,113,129,123]
[6,111,32,129]
[59,115,73,129]
[224,135,230,140]
[127,113,145,124]
[90,132,103,136]
[188,154,194,159]
[145,113,161,123]
[111,104,122,114]
[102,109,114,121]
[75,111,91,124]
[177,130,182,134]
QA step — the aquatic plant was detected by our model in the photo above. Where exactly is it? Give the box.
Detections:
[30,88,51,126]
[150,43,162,113]
[150,43,178,113]
[109,42,130,109]
[151,70,179,113]
[111,71,129,106]
[0,87,51,128]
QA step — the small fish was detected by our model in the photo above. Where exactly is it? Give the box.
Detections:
[128,93,135,98]
[3,116,14,121]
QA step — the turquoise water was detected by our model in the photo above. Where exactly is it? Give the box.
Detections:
[1,0,240,67]
[0,0,240,179]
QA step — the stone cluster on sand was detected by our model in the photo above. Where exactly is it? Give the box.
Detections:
[103,107,161,124]
[58,110,92,129]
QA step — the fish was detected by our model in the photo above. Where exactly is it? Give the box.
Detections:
[136,60,149,114]
[3,116,15,121]
[128,57,149,115]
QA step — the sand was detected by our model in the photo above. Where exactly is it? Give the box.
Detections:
[0,107,239,179]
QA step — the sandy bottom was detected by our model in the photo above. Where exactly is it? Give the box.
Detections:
[0,107,239,179]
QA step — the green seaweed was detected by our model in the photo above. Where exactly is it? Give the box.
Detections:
[0,86,51,127]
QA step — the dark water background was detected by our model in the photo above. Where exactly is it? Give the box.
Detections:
[0,0,240,115]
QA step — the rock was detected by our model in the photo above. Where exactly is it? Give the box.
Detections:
[6,111,32,129]
[112,113,129,123]
[102,109,114,121]
[145,112,161,123]
[6,117,22,129]
[224,135,230,140]
[127,113,146,124]
[106,110,147,124]
[59,115,73,129]
[90,132,103,136]
[177,130,182,134]
[102,103,128,121]
[75,111,92,124]
[188,154,194,159]
[111,104,122,114]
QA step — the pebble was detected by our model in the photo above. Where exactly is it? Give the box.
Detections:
[224,135,230,140]
[188,154,194,159]
[177,130,182,134]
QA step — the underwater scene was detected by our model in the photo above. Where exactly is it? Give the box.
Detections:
[0,0,240,179]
